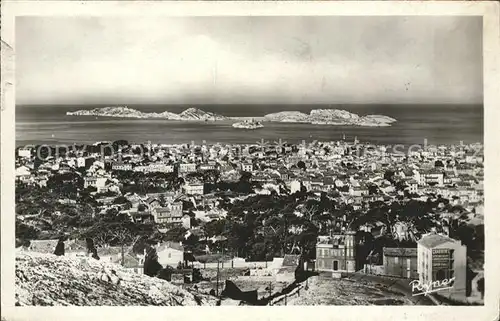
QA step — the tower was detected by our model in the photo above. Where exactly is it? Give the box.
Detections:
[344,230,357,273]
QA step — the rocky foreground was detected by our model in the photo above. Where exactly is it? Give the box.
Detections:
[15,252,217,306]
[281,275,415,306]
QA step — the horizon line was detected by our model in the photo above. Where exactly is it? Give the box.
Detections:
[16,102,484,107]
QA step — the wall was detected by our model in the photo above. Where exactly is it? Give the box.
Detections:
[192,259,274,269]
[384,256,418,279]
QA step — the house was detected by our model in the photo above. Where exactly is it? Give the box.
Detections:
[65,239,90,259]
[113,252,144,274]
[154,202,183,225]
[181,214,191,229]
[183,182,204,195]
[24,239,59,254]
[156,242,185,267]
[289,180,302,194]
[16,166,32,183]
[97,246,125,263]
[383,247,418,279]
[84,176,108,192]
[418,169,445,186]
[315,231,357,275]
[349,186,369,197]
[112,162,133,171]
[240,163,253,173]
[179,163,197,173]
[417,233,467,300]
[131,211,154,224]
[18,147,33,158]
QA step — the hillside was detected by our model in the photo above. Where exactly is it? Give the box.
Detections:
[15,252,217,306]
[178,107,227,121]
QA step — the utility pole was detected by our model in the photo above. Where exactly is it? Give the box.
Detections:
[216,259,220,297]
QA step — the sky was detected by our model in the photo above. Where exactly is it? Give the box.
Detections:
[16,16,483,105]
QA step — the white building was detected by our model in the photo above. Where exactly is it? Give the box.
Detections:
[18,148,32,158]
[417,233,467,300]
[241,163,253,173]
[15,166,31,183]
[84,176,108,192]
[290,180,302,194]
[112,162,133,171]
[183,182,204,195]
[179,163,197,173]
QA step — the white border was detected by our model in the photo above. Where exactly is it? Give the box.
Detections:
[2,1,500,321]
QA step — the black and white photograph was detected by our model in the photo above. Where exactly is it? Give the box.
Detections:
[2,2,499,316]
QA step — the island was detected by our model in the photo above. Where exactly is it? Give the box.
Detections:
[66,106,397,127]
[232,119,264,129]
[263,109,397,127]
[66,107,227,121]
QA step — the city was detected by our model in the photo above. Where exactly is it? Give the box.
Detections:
[15,137,485,305]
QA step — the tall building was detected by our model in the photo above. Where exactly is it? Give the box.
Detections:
[315,231,356,275]
[417,233,467,300]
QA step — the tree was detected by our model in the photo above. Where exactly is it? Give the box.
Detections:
[384,170,395,183]
[143,245,163,277]
[85,237,100,260]
[54,238,65,256]
[434,160,445,168]
[477,277,485,299]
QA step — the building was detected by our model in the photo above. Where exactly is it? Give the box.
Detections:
[84,176,108,192]
[241,163,253,173]
[152,163,175,173]
[315,231,356,275]
[156,242,185,267]
[154,202,183,225]
[24,239,59,253]
[183,182,204,195]
[383,247,418,279]
[15,166,32,183]
[112,162,133,171]
[290,180,302,194]
[113,253,144,274]
[417,233,467,300]
[179,163,197,173]
[18,147,32,158]
[417,169,445,186]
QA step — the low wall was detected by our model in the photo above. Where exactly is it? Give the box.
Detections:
[269,281,306,306]
[193,260,274,269]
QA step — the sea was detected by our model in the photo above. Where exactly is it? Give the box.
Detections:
[15,104,483,148]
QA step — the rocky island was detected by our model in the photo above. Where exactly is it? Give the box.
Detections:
[66,106,227,121]
[232,119,264,129]
[263,109,397,127]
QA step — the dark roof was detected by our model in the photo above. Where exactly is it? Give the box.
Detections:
[157,241,184,252]
[417,233,460,249]
[383,247,417,257]
[113,253,142,268]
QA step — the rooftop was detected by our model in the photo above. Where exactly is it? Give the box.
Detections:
[417,233,461,249]
[383,247,417,257]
